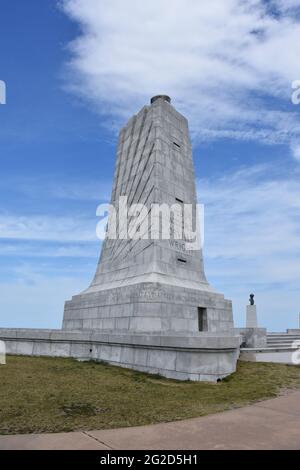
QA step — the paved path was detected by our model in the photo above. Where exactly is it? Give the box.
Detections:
[1,390,300,450]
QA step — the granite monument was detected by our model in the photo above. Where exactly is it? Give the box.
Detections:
[0,96,240,381]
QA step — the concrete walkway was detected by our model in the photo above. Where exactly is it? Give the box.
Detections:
[1,390,300,450]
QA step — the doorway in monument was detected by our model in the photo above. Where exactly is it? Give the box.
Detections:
[198,307,208,332]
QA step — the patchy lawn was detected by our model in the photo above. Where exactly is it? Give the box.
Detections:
[0,356,299,435]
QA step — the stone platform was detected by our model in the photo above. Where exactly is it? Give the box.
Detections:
[0,328,240,382]
[63,283,234,334]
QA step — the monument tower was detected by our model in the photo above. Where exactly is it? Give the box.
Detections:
[0,96,240,381]
[63,96,234,337]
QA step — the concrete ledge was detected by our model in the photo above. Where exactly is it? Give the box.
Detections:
[240,347,298,365]
[241,347,298,352]
[0,328,240,350]
[0,328,240,382]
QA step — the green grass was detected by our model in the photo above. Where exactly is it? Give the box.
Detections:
[0,356,299,435]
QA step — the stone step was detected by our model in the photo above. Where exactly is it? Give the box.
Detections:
[267,333,300,337]
[267,333,300,349]
[267,337,300,342]
[266,333,300,349]
[267,335,300,340]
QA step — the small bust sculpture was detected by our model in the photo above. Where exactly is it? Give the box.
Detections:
[249,294,255,306]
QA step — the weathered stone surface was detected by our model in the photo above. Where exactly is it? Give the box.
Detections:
[246,305,258,328]
[235,328,267,348]
[0,329,239,382]
[62,97,234,337]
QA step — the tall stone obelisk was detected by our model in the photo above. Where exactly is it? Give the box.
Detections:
[63,96,234,335]
[0,95,239,382]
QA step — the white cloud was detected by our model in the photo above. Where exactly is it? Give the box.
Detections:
[0,176,111,202]
[0,214,98,242]
[291,141,300,161]
[0,242,98,258]
[273,0,300,12]
[0,177,114,245]
[0,270,89,329]
[61,0,300,145]
[199,164,300,261]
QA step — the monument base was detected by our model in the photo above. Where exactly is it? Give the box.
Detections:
[246,305,258,328]
[0,283,240,382]
[0,328,240,382]
[63,282,234,334]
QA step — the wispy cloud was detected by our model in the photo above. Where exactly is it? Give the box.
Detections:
[0,241,98,259]
[0,214,97,242]
[0,266,90,329]
[198,162,300,328]
[199,164,300,262]
[0,176,111,202]
[61,0,300,147]
[291,141,300,162]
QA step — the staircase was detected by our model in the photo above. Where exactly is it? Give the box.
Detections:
[267,333,300,349]
[240,332,300,365]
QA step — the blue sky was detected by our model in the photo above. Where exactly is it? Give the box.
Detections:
[0,0,300,331]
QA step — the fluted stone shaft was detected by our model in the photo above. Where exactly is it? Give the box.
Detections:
[89,96,207,291]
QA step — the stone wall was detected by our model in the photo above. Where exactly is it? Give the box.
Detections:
[0,328,240,382]
[234,328,267,348]
[63,283,233,334]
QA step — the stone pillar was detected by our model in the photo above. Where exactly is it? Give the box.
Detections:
[246,305,258,328]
